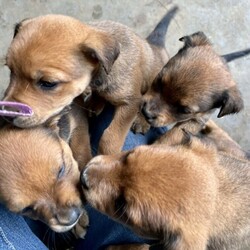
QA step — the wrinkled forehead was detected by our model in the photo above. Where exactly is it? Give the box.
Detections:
[172,46,224,71]
[6,17,86,74]
[13,14,85,39]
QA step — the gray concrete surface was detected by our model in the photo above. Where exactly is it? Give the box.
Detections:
[0,0,249,149]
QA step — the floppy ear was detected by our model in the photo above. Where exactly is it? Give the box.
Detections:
[80,31,120,74]
[181,128,193,146]
[45,107,72,142]
[179,31,211,50]
[13,18,29,38]
[217,88,244,118]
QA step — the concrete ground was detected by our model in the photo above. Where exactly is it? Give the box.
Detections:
[0,0,249,149]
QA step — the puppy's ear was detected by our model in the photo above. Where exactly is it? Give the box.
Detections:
[13,18,29,38]
[45,108,71,142]
[181,128,193,146]
[81,32,120,74]
[179,31,211,49]
[217,88,244,118]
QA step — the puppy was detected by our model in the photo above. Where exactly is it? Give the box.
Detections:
[141,31,249,127]
[81,131,250,249]
[0,99,92,238]
[3,7,178,155]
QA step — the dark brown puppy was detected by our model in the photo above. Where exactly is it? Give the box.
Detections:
[0,100,92,238]
[3,7,178,155]
[141,32,247,127]
[81,131,250,249]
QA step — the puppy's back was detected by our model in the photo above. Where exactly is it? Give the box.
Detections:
[209,154,250,250]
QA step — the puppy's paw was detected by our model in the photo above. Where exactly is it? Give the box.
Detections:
[72,209,89,239]
[131,114,150,134]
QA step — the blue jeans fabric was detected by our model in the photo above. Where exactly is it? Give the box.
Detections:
[0,204,47,250]
[0,104,167,250]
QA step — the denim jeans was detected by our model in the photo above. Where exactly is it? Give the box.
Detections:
[0,204,47,250]
[0,104,167,250]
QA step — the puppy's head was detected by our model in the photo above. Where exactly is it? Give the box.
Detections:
[81,141,217,240]
[4,15,119,128]
[0,126,83,233]
[141,32,243,127]
[81,149,166,239]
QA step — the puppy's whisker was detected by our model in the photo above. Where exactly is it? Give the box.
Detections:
[42,227,50,245]
[61,231,74,247]
[52,231,56,250]
[24,83,30,93]
[122,207,130,226]
[113,204,126,217]
[48,230,53,250]
[72,101,97,114]
[116,205,128,222]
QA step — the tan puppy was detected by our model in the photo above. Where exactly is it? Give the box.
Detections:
[0,125,87,236]
[141,32,248,127]
[0,99,92,238]
[81,131,250,249]
[3,7,178,154]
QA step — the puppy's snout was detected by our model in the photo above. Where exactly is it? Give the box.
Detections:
[56,207,81,226]
[81,169,89,190]
[141,102,157,121]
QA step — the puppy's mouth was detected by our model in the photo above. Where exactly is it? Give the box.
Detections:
[49,209,83,233]
[49,216,81,233]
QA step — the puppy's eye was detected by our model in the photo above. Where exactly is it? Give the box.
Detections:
[57,164,65,179]
[21,205,33,215]
[38,80,58,90]
[177,105,192,114]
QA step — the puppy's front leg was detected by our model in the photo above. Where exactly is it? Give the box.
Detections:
[98,104,138,155]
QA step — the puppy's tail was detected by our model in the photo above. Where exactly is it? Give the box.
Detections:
[222,48,250,62]
[146,5,178,48]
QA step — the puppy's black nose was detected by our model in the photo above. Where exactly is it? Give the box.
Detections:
[80,169,89,190]
[56,207,81,226]
[141,102,156,120]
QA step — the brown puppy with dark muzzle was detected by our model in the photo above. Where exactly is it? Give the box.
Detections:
[0,100,92,238]
[141,31,249,127]
[81,131,250,249]
[3,7,178,155]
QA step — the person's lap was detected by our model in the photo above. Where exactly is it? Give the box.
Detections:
[0,104,167,250]
[0,204,47,250]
